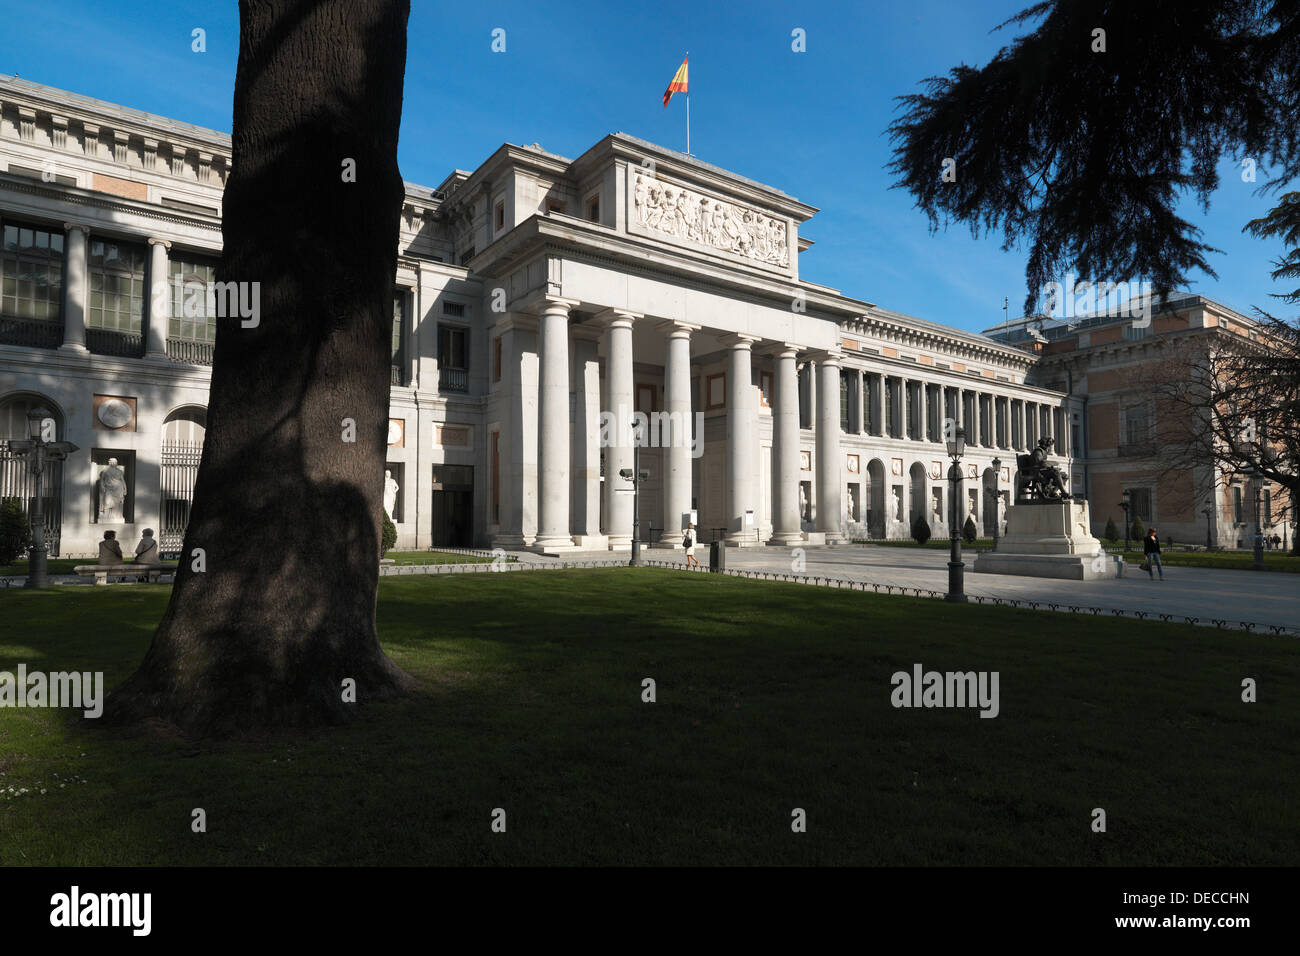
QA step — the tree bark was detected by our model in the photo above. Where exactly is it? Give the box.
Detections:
[105,0,414,736]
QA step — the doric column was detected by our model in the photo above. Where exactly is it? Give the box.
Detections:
[972,391,983,447]
[59,222,90,354]
[921,382,931,442]
[145,237,171,359]
[660,320,699,547]
[769,344,803,545]
[816,351,844,543]
[533,296,579,550]
[491,315,539,549]
[723,334,760,544]
[598,309,640,549]
[570,326,604,547]
[857,369,867,435]
[872,373,885,436]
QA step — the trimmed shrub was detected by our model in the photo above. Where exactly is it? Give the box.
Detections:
[962,515,978,544]
[1131,516,1146,542]
[381,510,397,557]
[0,498,30,565]
[910,514,931,545]
[1104,516,1118,543]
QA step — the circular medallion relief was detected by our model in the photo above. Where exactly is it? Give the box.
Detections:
[97,399,132,429]
[386,420,403,446]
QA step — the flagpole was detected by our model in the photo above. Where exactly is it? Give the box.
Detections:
[686,91,690,156]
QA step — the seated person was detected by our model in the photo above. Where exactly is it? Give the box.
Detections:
[98,530,124,566]
[133,528,161,566]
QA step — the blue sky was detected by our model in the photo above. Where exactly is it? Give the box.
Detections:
[2,0,1291,332]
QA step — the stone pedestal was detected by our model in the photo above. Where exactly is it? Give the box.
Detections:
[974,499,1122,580]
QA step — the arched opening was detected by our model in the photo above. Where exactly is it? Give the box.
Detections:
[160,405,207,555]
[0,393,66,555]
[909,462,928,533]
[866,459,886,539]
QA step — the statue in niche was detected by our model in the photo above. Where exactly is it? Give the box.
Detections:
[892,486,903,522]
[384,469,400,519]
[97,458,127,523]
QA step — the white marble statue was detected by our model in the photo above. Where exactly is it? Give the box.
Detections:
[384,469,400,519]
[97,458,126,523]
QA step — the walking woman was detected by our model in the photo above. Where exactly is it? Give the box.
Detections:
[684,523,699,569]
[1143,526,1164,580]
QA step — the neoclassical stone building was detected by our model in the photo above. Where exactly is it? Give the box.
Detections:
[0,76,1078,556]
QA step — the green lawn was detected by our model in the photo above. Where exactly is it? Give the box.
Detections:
[385,550,500,566]
[0,559,86,577]
[1110,549,1300,573]
[1,568,1296,865]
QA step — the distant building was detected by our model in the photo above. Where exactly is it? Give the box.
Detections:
[1,76,1080,556]
[984,299,1290,547]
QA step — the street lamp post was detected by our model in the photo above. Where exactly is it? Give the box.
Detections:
[619,420,650,567]
[8,407,78,590]
[1203,504,1213,551]
[1119,489,1132,553]
[945,426,967,603]
[990,456,1001,552]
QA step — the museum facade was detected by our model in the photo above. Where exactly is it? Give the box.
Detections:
[0,75,1081,557]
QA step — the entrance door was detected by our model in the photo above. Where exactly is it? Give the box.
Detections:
[431,464,473,547]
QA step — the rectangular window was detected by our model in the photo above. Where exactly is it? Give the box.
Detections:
[883,379,894,437]
[88,238,147,332]
[1263,488,1272,522]
[439,326,467,370]
[493,336,502,383]
[587,195,600,222]
[1122,323,1149,341]
[1233,486,1244,523]
[443,301,466,318]
[840,373,850,432]
[546,199,565,214]
[494,200,505,231]
[706,373,726,410]
[169,254,220,343]
[759,370,773,408]
[390,291,407,385]
[1130,488,1152,522]
[1,221,65,322]
[1124,406,1148,446]
[459,247,475,266]
[635,383,657,414]
[863,377,873,433]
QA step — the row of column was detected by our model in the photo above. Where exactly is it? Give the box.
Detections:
[511,296,847,549]
[56,221,171,359]
[849,369,1064,454]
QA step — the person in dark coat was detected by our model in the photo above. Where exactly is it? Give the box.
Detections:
[1143,527,1164,580]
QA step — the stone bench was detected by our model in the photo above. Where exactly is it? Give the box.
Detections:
[73,564,178,585]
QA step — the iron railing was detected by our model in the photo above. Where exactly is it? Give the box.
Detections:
[87,327,144,358]
[0,315,62,349]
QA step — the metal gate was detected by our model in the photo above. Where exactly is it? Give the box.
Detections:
[160,440,202,556]
[0,438,62,555]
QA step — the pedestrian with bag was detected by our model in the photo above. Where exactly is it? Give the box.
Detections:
[1143,526,1164,580]
[683,523,699,569]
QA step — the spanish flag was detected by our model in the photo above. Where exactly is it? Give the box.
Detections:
[663,55,688,107]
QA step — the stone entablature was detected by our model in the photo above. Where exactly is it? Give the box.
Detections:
[0,76,231,195]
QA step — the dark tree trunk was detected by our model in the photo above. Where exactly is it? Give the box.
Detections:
[106,0,414,736]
